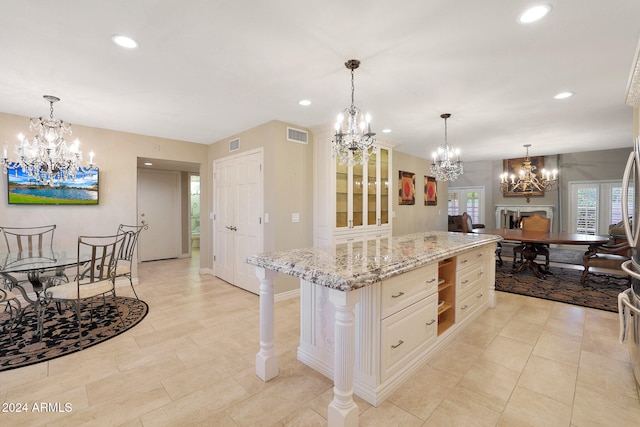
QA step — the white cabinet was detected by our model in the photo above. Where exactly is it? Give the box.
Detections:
[336,146,391,231]
[313,124,396,246]
[381,293,438,381]
[380,263,438,318]
[297,242,495,406]
[456,247,488,322]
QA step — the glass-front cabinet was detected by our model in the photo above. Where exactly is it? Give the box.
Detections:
[312,124,396,247]
[335,145,391,234]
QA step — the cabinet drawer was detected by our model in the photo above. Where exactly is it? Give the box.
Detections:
[381,264,438,318]
[457,247,485,270]
[381,294,438,381]
[457,265,485,297]
[457,283,486,321]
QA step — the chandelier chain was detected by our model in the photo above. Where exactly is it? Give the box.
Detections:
[332,59,376,166]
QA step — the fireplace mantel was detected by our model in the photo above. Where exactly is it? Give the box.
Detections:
[495,205,555,230]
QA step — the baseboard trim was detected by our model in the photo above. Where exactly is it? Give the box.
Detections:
[275,288,300,302]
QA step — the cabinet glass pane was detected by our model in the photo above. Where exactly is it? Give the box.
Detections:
[336,162,349,228]
[380,148,389,225]
[368,151,377,225]
[353,162,363,227]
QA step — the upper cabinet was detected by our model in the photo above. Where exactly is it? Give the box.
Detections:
[335,145,391,231]
[313,124,396,246]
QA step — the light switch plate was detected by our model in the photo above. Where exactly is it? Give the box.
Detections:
[292,213,300,223]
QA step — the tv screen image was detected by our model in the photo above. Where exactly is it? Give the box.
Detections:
[7,168,99,205]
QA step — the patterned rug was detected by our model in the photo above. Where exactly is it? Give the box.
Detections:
[0,297,148,372]
[495,264,630,312]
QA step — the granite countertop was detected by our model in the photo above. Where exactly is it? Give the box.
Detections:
[246,231,502,292]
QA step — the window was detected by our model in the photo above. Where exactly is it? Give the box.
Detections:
[448,187,485,224]
[447,191,460,215]
[568,181,634,235]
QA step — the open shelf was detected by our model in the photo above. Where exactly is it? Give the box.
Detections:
[437,257,456,336]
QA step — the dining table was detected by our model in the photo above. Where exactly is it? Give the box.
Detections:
[474,228,610,279]
[0,248,92,339]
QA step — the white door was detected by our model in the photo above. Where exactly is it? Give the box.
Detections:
[215,160,236,283]
[214,149,263,294]
[137,169,181,261]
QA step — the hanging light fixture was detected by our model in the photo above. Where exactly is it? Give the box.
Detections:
[430,113,463,181]
[333,59,376,166]
[1,95,96,187]
[499,144,558,203]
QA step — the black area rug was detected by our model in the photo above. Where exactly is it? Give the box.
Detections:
[495,264,629,312]
[0,297,148,372]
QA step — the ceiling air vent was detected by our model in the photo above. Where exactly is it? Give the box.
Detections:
[229,138,240,152]
[287,127,308,144]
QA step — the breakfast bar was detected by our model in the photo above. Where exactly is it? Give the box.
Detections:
[247,231,501,426]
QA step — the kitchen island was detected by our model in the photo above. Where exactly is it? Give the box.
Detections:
[246,231,501,427]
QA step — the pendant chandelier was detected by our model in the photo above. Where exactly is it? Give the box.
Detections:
[1,95,96,187]
[333,59,376,166]
[499,144,558,203]
[430,113,463,181]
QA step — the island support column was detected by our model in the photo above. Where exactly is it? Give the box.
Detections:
[255,267,280,381]
[327,287,361,427]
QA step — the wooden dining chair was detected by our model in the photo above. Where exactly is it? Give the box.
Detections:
[512,214,552,271]
[115,224,147,299]
[44,234,126,341]
[581,241,631,285]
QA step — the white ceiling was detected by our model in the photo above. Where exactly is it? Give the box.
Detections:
[1,1,639,162]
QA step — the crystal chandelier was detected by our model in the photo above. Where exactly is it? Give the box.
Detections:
[333,59,376,166]
[499,144,558,203]
[1,95,96,187]
[430,113,463,181]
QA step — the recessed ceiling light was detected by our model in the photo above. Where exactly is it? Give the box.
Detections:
[518,4,552,24]
[554,91,574,100]
[382,129,392,133]
[112,34,139,49]
[298,99,311,106]
[144,162,153,166]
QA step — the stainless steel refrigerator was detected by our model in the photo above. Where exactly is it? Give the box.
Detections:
[619,136,640,395]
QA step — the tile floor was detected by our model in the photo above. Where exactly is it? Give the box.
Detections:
[2,254,640,426]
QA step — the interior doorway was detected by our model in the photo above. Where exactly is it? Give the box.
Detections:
[190,174,201,254]
[137,157,201,265]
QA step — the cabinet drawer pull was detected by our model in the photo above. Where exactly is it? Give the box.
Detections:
[461,304,469,310]
[391,291,405,299]
[478,271,484,276]
[461,259,468,264]
[477,293,483,299]
[426,278,436,283]
[477,253,483,257]
[391,340,404,349]
[426,319,436,326]
[462,279,469,284]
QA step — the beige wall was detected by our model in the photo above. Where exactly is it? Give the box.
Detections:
[0,111,210,271]
[392,151,447,235]
[208,120,314,293]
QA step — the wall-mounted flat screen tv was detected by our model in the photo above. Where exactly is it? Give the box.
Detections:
[7,168,99,205]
